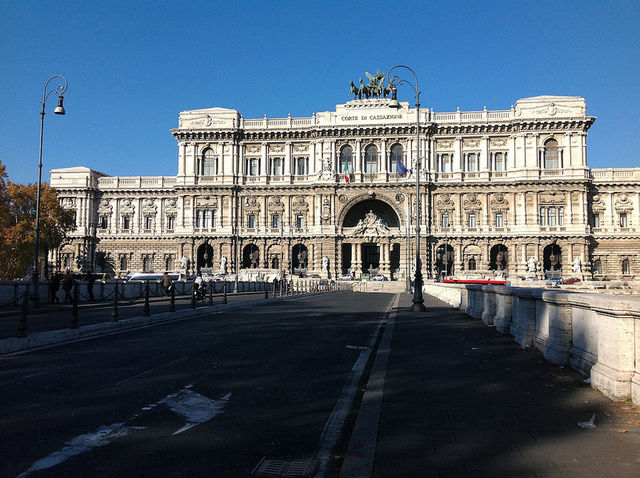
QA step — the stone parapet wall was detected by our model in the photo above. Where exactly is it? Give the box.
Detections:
[422,282,640,406]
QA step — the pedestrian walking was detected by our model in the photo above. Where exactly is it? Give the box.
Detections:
[194,272,204,301]
[162,272,173,296]
[87,270,95,301]
[49,272,62,304]
[62,269,74,304]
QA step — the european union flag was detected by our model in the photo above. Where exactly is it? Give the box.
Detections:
[397,158,408,176]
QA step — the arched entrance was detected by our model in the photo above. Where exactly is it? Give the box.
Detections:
[436,244,454,277]
[341,243,352,275]
[361,243,380,276]
[197,243,213,272]
[543,244,562,276]
[242,244,260,269]
[292,244,308,274]
[490,244,508,271]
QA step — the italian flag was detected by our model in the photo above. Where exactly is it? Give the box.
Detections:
[344,161,350,184]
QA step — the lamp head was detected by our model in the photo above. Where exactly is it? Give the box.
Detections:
[54,95,66,115]
[388,86,400,108]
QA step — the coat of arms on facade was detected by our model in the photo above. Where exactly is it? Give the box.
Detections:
[350,210,390,237]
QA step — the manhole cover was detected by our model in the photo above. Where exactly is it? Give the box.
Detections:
[252,457,317,477]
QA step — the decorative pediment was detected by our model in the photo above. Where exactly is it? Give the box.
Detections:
[293,143,309,153]
[245,196,260,212]
[245,144,261,154]
[165,198,178,211]
[490,193,509,209]
[615,193,631,207]
[268,195,284,212]
[196,196,218,208]
[120,198,135,214]
[539,192,565,205]
[292,196,309,211]
[463,193,481,208]
[269,144,285,154]
[142,198,158,215]
[463,139,480,148]
[62,197,76,209]
[350,210,390,237]
[97,199,112,214]
[436,193,455,208]
[490,138,508,147]
[437,139,453,149]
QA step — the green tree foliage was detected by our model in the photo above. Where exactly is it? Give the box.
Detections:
[0,160,75,280]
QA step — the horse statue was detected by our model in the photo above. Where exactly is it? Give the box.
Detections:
[349,81,359,99]
[358,78,369,99]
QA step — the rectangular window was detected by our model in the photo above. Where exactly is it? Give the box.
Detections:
[494,152,505,172]
[122,216,130,230]
[272,214,280,228]
[495,212,503,228]
[296,214,304,228]
[296,157,307,175]
[558,206,564,226]
[270,157,282,176]
[466,153,478,172]
[167,215,175,230]
[441,213,450,228]
[145,216,153,230]
[592,213,600,228]
[211,210,217,228]
[100,216,108,229]
[467,212,476,228]
[195,210,202,228]
[620,212,628,228]
[248,158,259,176]
[248,214,255,229]
[440,154,452,172]
[539,207,545,226]
[548,207,556,227]
[203,210,210,228]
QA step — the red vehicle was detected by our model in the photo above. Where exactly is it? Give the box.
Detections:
[442,279,507,285]
[563,278,582,284]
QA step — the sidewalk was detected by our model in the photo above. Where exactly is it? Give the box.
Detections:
[360,293,640,477]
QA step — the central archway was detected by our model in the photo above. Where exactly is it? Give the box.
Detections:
[342,199,400,227]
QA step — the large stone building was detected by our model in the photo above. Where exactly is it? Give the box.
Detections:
[50,86,640,281]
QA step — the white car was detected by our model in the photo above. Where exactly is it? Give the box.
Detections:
[337,274,354,281]
[371,274,389,281]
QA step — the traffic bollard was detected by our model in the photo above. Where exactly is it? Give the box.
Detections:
[17,285,28,338]
[71,283,79,329]
[143,281,150,317]
[209,281,214,306]
[223,280,228,304]
[111,280,119,321]
[170,283,176,312]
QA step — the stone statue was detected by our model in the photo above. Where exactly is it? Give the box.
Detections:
[351,210,390,237]
[220,255,227,274]
[322,255,329,273]
[572,257,582,274]
[297,250,308,268]
[358,78,368,99]
[250,250,259,269]
[181,255,189,272]
[349,81,359,100]
[527,256,538,274]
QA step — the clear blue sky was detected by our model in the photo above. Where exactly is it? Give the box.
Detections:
[1,0,638,185]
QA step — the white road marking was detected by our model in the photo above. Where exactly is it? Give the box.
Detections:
[17,384,230,476]
[160,388,232,435]
[17,423,145,478]
[114,357,188,386]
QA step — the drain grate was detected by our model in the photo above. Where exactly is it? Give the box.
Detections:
[252,457,318,477]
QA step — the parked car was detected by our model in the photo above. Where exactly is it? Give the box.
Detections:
[337,274,354,281]
[563,277,581,284]
[306,274,322,279]
[545,277,563,287]
[126,273,179,283]
[371,274,389,281]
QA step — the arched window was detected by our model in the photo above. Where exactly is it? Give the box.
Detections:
[120,256,127,270]
[143,256,151,272]
[622,259,630,275]
[544,139,559,169]
[389,144,404,173]
[202,148,216,176]
[165,256,173,271]
[339,146,353,174]
[364,145,378,173]
[468,258,477,270]
[593,259,602,274]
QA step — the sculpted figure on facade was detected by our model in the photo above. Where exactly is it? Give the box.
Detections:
[220,255,228,274]
[527,256,538,274]
[322,255,329,274]
[181,255,190,273]
[351,210,390,237]
[572,256,582,274]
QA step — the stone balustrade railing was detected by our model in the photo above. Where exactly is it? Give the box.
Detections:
[423,282,640,406]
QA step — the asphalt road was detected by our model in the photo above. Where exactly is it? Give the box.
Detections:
[0,291,394,478]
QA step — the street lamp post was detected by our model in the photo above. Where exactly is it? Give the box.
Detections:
[33,75,68,304]
[387,65,426,312]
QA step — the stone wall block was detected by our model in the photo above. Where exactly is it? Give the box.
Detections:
[510,288,537,347]
[494,286,513,333]
[533,289,549,354]
[589,296,638,401]
[481,286,496,326]
[566,294,599,376]
[541,291,573,365]
[632,300,640,406]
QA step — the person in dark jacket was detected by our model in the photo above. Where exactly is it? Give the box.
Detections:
[87,271,95,300]
[49,272,62,304]
[62,269,74,304]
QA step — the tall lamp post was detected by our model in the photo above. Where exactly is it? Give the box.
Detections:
[33,75,68,303]
[387,65,426,312]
